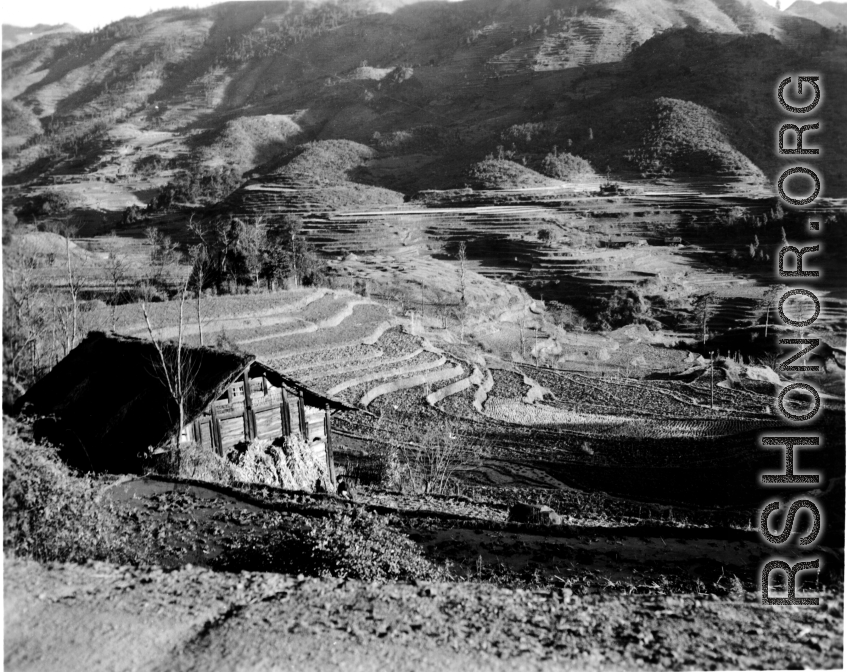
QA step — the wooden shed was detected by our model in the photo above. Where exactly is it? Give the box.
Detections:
[15,331,356,479]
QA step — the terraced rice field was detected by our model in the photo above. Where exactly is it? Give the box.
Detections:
[100,287,842,508]
[109,289,334,337]
[287,194,847,337]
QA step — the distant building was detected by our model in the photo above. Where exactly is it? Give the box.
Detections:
[15,332,355,478]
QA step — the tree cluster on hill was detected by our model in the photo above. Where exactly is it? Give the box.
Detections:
[201,116,302,173]
[148,164,242,210]
[134,153,175,177]
[467,157,557,190]
[621,97,760,178]
[188,214,324,293]
[263,139,376,185]
[540,149,595,180]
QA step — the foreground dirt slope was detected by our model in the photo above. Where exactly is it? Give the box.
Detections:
[5,556,841,672]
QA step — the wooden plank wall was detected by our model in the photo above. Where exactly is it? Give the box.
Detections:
[182,372,335,485]
[219,416,244,450]
[255,406,283,439]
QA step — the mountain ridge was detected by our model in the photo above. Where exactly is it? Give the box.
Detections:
[2,0,846,200]
[2,23,79,52]
[784,1,847,29]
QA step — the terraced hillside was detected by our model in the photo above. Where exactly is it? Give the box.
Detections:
[96,286,843,508]
[275,191,847,337]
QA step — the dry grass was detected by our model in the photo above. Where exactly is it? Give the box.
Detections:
[155,435,332,493]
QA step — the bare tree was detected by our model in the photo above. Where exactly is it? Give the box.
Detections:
[693,293,714,346]
[760,285,785,338]
[187,243,208,346]
[3,237,99,398]
[187,214,212,343]
[519,307,528,358]
[145,226,178,288]
[456,240,467,304]
[103,234,128,331]
[3,248,48,392]
[59,223,87,352]
[433,287,451,329]
[140,271,198,442]
[453,303,468,344]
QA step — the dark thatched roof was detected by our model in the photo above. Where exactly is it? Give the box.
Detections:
[15,331,354,472]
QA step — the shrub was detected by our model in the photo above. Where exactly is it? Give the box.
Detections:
[3,426,146,564]
[366,442,405,490]
[548,301,587,330]
[304,508,445,582]
[537,228,559,246]
[597,287,661,330]
[121,204,146,226]
[379,417,485,495]
[540,151,596,180]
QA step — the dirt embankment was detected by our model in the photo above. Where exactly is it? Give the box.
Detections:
[5,556,842,672]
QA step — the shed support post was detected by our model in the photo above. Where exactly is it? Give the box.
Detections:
[281,386,291,438]
[210,403,222,456]
[297,391,306,438]
[324,404,337,488]
[242,369,255,441]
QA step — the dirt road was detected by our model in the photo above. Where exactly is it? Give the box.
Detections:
[5,557,841,671]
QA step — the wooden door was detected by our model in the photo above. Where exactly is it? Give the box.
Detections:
[196,418,214,450]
